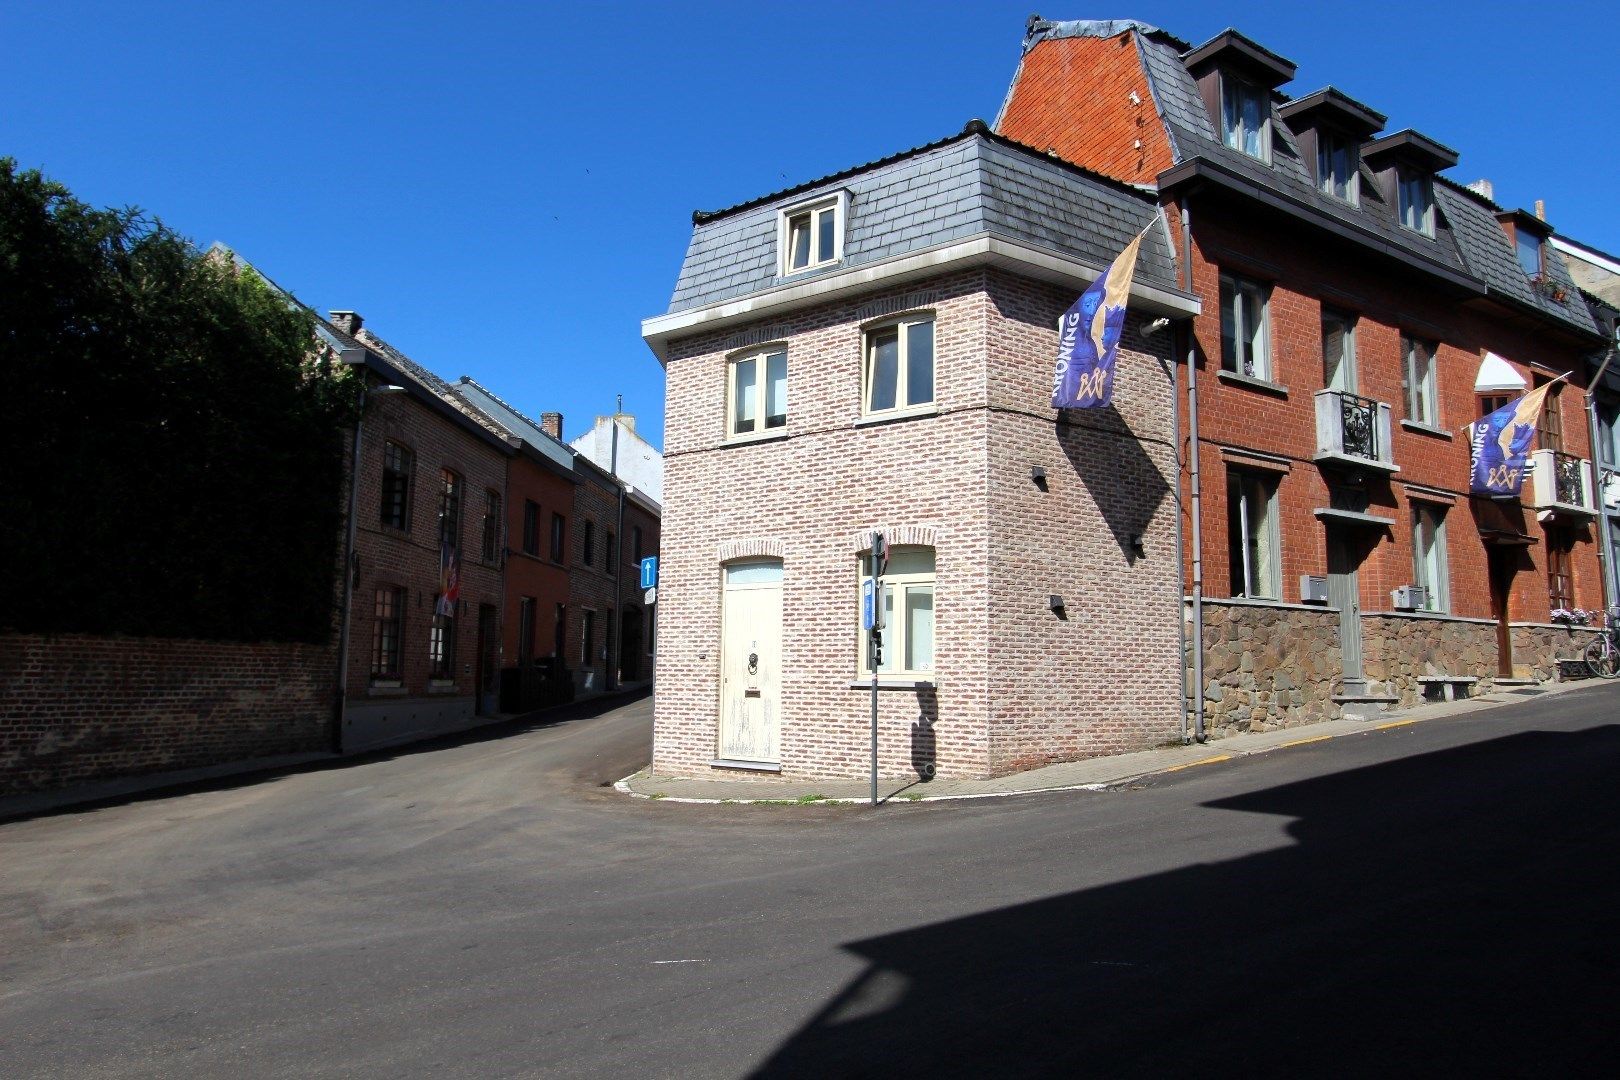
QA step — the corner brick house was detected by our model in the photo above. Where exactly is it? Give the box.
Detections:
[998,18,1610,729]
[643,123,1199,781]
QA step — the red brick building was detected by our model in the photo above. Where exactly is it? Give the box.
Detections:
[999,19,1610,730]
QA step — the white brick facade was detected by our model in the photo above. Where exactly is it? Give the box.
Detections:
[654,267,1182,780]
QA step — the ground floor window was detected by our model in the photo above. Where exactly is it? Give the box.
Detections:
[1412,504,1450,612]
[371,586,404,682]
[430,599,456,681]
[581,609,597,668]
[517,596,536,664]
[1227,469,1280,599]
[1547,528,1575,614]
[858,546,935,676]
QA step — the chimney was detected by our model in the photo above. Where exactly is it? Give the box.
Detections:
[329,310,363,336]
[1467,179,1494,202]
[541,412,563,440]
[1535,199,1546,221]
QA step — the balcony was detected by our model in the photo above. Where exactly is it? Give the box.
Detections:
[1529,449,1596,517]
[1314,390,1397,474]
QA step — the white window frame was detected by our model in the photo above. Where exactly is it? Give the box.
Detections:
[857,546,936,678]
[726,345,788,439]
[1398,169,1435,237]
[777,192,847,277]
[1402,334,1439,426]
[1220,74,1271,164]
[1220,272,1272,381]
[1316,130,1359,205]
[1227,470,1281,600]
[1412,503,1450,613]
[862,313,936,418]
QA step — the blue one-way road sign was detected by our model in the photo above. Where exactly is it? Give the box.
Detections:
[639,556,659,590]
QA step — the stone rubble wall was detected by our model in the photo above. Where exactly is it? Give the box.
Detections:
[1193,601,1343,737]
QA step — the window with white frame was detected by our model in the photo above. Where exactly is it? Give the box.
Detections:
[1219,273,1271,381]
[1398,169,1434,236]
[1411,503,1450,613]
[779,194,844,275]
[1317,131,1359,204]
[863,315,935,416]
[1227,470,1280,599]
[858,546,935,677]
[1402,334,1439,426]
[728,347,787,436]
[1221,75,1270,162]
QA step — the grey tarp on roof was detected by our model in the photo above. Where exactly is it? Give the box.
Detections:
[666,132,1176,315]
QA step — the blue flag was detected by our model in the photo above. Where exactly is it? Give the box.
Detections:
[1468,380,1557,496]
[1052,230,1147,409]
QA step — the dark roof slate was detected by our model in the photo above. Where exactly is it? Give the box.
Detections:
[667,129,1176,315]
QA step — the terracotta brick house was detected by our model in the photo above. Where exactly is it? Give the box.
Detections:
[643,123,1199,781]
[999,18,1611,730]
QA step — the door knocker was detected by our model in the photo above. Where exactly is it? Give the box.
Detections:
[748,652,759,675]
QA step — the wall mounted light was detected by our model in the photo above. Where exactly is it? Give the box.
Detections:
[1030,465,1048,491]
[1048,594,1065,613]
[1128,533,1146,557]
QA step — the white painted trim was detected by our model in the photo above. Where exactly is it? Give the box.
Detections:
[642,234,1201,360]
[1550,235,1620,277]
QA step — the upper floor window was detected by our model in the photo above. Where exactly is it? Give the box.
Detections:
[778,194,845,275]
[582,519,595,566]
[607,529,617,568]
[729,347,787,437]
[481,489,501,563]
[438,469,462,552]
[1402,335,1439,426]
[380,441,414,531]
[1398,170,1434,236]
[1219,273,1271,381]
[863,315,935,416]
[633,525,644,565]
[1317,131,1358,204]
[522,499,540,557]
[1516,230,1543,277]
[550,512,566,562]
[1537,378,1563,452]
[1322,308,1357,392]
[1221,76,1270,162]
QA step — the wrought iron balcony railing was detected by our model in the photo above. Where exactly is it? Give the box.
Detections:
[1529,448,1595,515]
[1314,390,1396,473]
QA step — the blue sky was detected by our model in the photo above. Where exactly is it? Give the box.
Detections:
[6,1,1615,450]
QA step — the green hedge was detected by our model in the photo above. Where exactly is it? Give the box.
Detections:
[0,159,358,642]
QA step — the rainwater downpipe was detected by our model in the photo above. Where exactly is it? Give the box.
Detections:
[1171,307,1190,746]
[610,396,627,691]
[1181,196,1207,743]
[1586,337,1617,616]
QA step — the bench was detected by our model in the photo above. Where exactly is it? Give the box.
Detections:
[1417,676,1479,702]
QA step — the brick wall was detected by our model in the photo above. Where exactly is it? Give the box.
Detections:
[503,455,573,667]
[344,390,506,747]
[568,471,621,690]
[656,267,1181,780]
[1,633,335,796]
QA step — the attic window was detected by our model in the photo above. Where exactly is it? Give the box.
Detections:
[1397,168,1434,237]
[1317,131,1359,204]
[779,193,846,276]
[1221,76,1270,163]
[1516,229,1543,277]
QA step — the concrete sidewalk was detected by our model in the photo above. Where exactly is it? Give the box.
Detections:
[617,678,1601,805]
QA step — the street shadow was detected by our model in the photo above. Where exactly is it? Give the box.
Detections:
[0,686,653,824]
[911,687,938,782]
[753,724,1620,1076]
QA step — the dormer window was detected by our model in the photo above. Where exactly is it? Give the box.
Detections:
[1398,169,1434,236]
[778,193,846,276]
[1221,76,1270,162]
[1516,230,1542,277]
[1317,131,1359,204]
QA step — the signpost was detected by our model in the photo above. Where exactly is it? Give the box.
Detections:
[868,531,887,806]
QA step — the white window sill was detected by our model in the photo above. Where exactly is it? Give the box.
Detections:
[855,406,938,428]
[427,681,459,694]
[1216,370,1289,397]
[848,678,937,690]
[722,428,789,448]
[779,260,841,280]
[1401,419,1453,439]
[367,683,406,696]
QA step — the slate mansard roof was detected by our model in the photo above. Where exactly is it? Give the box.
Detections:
[662,123,1185,317]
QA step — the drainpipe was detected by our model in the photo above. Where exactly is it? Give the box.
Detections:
[610,397,627,691]
[1587,339,1617,617]
[1181,197,1207,743]
[1171,317,1190,745]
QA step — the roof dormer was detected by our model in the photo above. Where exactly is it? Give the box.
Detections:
[1362,129,1459,238]
[1495,208,1554,279]
[1279,87,1386,206]
[1184,30,1296,166]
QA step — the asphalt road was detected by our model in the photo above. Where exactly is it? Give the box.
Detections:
[4,683,1620,1078]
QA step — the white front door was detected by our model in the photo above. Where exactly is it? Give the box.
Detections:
[719,560,783,765]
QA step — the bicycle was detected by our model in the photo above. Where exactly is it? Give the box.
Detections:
[1584,607,1620,678]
